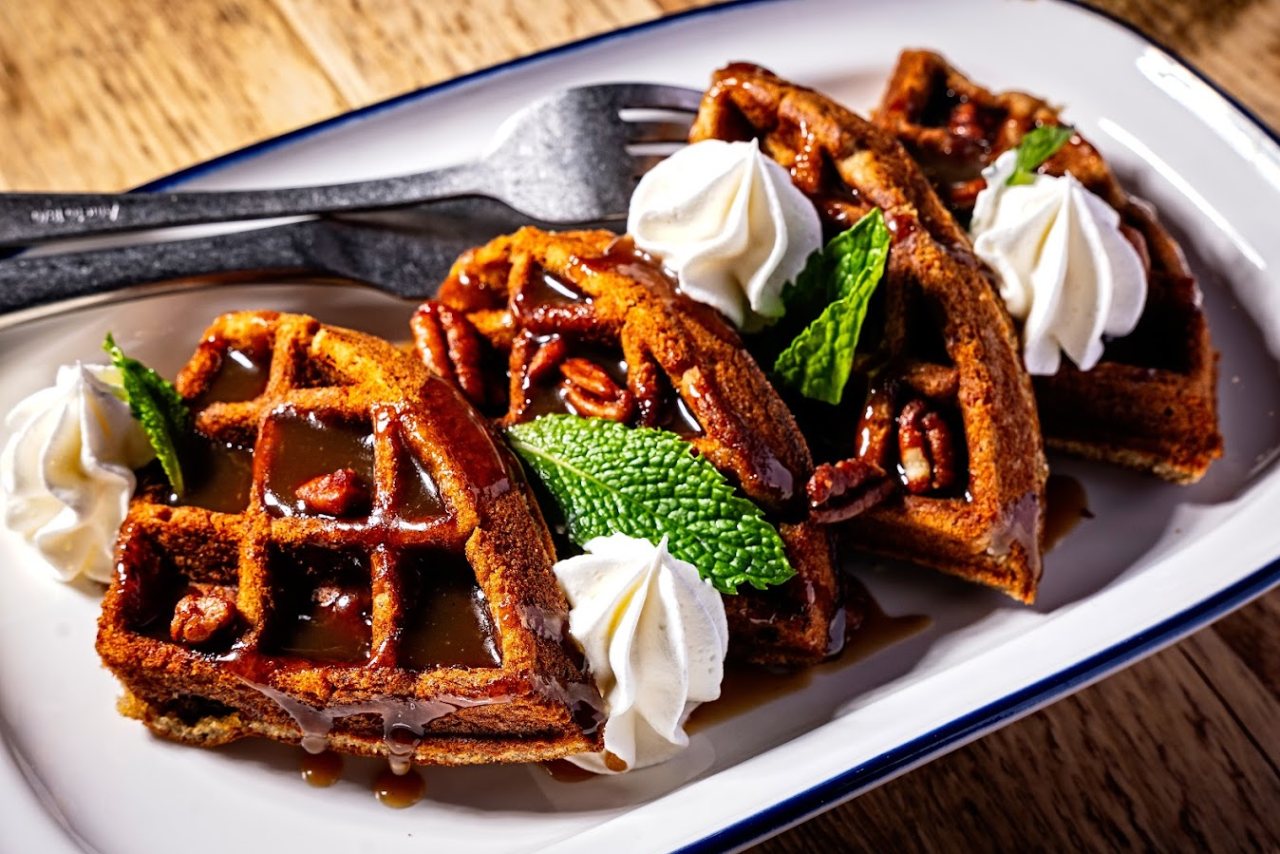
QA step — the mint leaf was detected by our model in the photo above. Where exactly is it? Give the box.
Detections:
[771,209,891,404]
[103,333,191,496]
[507,415,794,595]
[1007,125,1074,186]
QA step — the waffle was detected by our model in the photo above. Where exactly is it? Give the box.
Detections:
[96,311,604,768]
[873,49,1221,482]
[411,227,843,664]
[690,63,1048,603]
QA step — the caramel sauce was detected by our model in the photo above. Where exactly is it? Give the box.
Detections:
[266,546,372,663]
[262,413,375,518]
[1043,474,1092,551]
[574,236,675,294]
[196,344,271,405]
[300,749,343,787]
[522,340,629,420]
[397,451,445,522]
[687,585,929,734]
[542,759,596,783]
[373,766,425,808]
[523,266,592,306]
[169,438,253,513]
[660,394,703,437]
[398,551,501,670]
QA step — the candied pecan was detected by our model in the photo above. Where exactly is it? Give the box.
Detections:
[807,457,896,523]
[856,384,896,469]
[525,335,568,384]
[296,468,371,517]
[412,301,489,405]
[170,591,238,646]
[921,411,957,492]
[620,333,665,428]
[559,358,635,422]
[897,399,957,494]
[897,398,934,494]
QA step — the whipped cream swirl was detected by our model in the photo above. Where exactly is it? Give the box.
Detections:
[1,364,154,582]
[970,149,1147,375]
[628,138,822,330]
[553,534,728,774]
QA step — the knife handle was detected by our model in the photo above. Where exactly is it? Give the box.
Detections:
[0,224,310,315]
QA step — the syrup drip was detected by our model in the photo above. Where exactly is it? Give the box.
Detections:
[1043,474,1092,551]
[300,750,343,787]
[373,766,425,808]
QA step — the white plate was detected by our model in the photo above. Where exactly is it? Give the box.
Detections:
[2,1,1278,851]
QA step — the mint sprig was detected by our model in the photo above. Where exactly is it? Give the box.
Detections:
[770,208,891,405]
[1007,124,1074,186]
[103,333,191,496]
[507,415,794,595]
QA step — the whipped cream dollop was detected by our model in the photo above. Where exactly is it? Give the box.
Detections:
[628,138,822,330]
[970,149,1147,375]
[553,534,728,774]
[1,364,154,582]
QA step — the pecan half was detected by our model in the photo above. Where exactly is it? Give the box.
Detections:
[412,301,490,406]
[296,468,371,517]
[560,357,635,422]
[171,590,238,646]
[525,335,568,384]
[897,398,957,494]
[807,457,896,523]
[856,384,896,469]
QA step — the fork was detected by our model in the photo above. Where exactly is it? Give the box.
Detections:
[0,83,702,248]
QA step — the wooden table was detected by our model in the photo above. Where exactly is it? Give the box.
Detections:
[2,0,1276,849]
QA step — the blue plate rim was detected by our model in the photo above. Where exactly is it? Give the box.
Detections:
[111,0,1280,851]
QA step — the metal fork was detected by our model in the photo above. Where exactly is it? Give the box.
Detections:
[0,83,702,248]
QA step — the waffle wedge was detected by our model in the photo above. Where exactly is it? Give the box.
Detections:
[873,49,1221,483]
[691,63,1048,603]
[412,227,843,665]
[96,311,603,768]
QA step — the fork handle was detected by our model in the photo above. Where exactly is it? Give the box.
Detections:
[0,162,488,248]
[0,224,313,315]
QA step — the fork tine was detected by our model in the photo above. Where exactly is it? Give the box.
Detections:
[578,83,705,113]
[625,118,694,144]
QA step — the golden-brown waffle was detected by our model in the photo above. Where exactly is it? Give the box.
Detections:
[690,63,1048,603]
[96,311,603,768]
[411,227,843,664]
[873,49,1221,482]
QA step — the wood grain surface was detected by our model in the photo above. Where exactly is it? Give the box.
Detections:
[1,0,1276,850]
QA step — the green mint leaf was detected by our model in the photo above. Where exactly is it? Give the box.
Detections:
[1008,124,1074,186]
[103,333,191,496]
[507,415,795,595]
[771,209,891,405]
